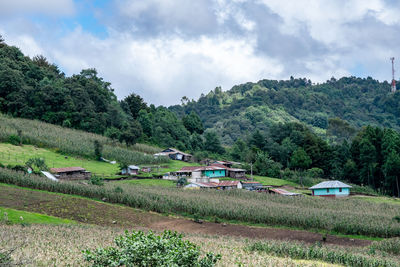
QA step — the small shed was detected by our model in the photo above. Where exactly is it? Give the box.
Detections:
[121,165,140,175]
[154,148,192,162]
[241,181,264,191]
[217,180,242,190]
[309,180,352,197]
[50,167,91,180]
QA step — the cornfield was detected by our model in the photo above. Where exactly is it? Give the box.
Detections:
[1,168,400,238]
[0,114,168,164]
[247,240,400,267]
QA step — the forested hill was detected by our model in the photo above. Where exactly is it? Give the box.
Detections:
[169,77,400,144]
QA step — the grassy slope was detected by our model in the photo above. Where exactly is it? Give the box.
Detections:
[0,206,75,225]
[252,175,299,187]
[0,143,121,177]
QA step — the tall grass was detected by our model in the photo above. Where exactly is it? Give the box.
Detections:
[248,241,400,267]
[1,168,400,238]
[0,114,167,164]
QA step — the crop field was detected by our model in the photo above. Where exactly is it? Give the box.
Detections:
[1,224,341,267]
[2,168,400,238]
[0,114,168,164]
[116,179,177,187]
[0,143,121,176]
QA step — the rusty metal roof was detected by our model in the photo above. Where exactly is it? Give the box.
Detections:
[50,167,86,173]
[269,188,300,196]
[218,181,241,187]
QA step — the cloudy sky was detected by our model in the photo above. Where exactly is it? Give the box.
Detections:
[1,0,399,105]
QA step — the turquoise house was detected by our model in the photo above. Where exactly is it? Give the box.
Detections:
[201,167,226,178]
[309,180,351,197]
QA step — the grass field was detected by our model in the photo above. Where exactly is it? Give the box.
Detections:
[0,143,121,177]
[353,195,400,205]
[134,160,201,178]
[252,175,299,187]
[0,206,75,225]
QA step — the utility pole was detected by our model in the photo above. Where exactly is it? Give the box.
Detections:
[391,57,396,92]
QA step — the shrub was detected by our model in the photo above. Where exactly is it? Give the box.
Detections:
[25,157,48,171]
[83,230,221,267]
[7,135,21,146]
[89,176,104,186]
[114,186,123,193]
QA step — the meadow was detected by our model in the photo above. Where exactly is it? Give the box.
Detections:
[0,207,75,225]
[0,114,168,165]
[2,168,400,238]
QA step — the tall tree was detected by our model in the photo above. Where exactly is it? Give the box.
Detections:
[182,111,204,134]
[120,93,148,119]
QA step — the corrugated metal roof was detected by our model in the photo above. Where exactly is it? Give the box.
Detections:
[218,181,240,187]
[309,180,352,189]
[128,165,139,169]
[50,167,86,173]
[269,188,300,196]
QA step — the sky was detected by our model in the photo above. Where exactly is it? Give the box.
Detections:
[1,0,400,106]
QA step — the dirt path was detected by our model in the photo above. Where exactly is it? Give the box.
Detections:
[0,185,371,247]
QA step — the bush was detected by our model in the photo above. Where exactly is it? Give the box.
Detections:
[7,135,21,146]
[83,230,221,267]
[89,176,104,186]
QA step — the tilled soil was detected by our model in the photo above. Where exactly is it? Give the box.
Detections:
[0,185,371,247]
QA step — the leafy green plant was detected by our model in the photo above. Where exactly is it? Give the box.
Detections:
[7,135,21,146]
[89,176,104,186]
[114,186,123,193]
[83,230,221,267]
[25,157,48,172]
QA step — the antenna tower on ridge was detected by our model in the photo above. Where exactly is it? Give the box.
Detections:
[391,57,396,92]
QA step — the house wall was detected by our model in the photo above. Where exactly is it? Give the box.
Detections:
[229,171,245,178]
[57,171,91,180]
[203,170,226,178]
[313,188,350,197]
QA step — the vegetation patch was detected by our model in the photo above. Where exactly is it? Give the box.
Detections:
[0,114,168,165]
[0,207,75,225]
[84,230,221,267]
[248,240,400,267]
[2,169,400,238]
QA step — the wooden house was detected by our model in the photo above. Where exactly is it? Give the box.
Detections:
[309,180,351,197]
[121,165,139,175]
[154,148,192,162]
[50,167,91,180]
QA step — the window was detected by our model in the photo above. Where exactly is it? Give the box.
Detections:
[327,188,330,193]
[339,188,342,192]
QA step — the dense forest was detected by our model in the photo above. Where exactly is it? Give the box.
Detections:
[1,36,400,196]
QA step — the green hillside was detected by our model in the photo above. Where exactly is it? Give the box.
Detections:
[169,77,398,144]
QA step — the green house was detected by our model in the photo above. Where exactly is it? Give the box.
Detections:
[200,167,226,178]
[309,180,351,197]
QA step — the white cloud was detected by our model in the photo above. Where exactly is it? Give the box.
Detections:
[0,0,75,16]
[46,28,283,105]
[259,0,400,46]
